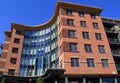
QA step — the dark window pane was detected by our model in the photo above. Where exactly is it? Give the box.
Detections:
[66,10,72,15]
[87,58,95,67]
[90,14,96,19]
[14,38,20,43]
[10,58,17,64]
[70,43,77,51]
[8,69,15,75]
[71,58,79,67]
[68,30,76,37]
[101,59,109,68]
[67,19,74,26]
[79,12,85,17]
[82,32,89,39]
[80,21,87,27]
[85,44,92,52]
[16,31,22,35]
[12,47,18,53]
[98,45,105,53]
[95,33,102,40]
[93,22,99,29]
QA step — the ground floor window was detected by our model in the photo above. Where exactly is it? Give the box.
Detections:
[102,78,114,83]
[86,78,99,83]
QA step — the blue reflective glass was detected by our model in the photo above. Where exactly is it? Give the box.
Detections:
[102,78,114,83]
[19,22,58,76]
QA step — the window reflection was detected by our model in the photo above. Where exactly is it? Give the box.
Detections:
[19,22,58,76]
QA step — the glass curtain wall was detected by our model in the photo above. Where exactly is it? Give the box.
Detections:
[19,22,58,76]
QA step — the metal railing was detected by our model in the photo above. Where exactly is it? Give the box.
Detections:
[116,64,120,70]
[108,38,120,44]
[102,18,116,24]
[112,50,120,56]
[105,28,119,33]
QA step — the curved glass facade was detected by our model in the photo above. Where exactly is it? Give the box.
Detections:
[19,22,58,76]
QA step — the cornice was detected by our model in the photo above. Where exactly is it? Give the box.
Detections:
[11,1,102,30]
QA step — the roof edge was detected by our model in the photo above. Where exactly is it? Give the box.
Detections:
[11,1,103,30]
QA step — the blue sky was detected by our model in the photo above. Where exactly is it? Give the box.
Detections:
[0,0,120,52]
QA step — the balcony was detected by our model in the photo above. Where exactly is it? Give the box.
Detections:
[105,27,119,34]
[112,50,120,57]
[116,64,120,70]
[108,38,120,45]
[102,18,116,25]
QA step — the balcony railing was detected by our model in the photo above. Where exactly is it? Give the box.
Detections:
[112,50,120,56]
[108,38,120,44]
[105,28,119,33]
[102,18,116,24]
[116,64,120,70]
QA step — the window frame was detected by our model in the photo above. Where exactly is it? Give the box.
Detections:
[87,58,95,67]
[10,58,17,64]
[90,14,96,19]
[68,30,76,38]
[80,21,87,27]
[101,59,109,68]
[12,47,18,53]
[67,19,74,26]
[79,12,85,17]
[84,44,92,53]
[8,69,15,75]
[98,45,106,53]
[93,22,99,29]
[82,32,89,39]
[95,33,102,40]
[71,58,79,67]
[66,9,73,16]
[69,43,78,52]
[14,38,20,44]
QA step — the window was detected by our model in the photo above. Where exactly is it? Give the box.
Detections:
[16,31,22,35]
[101,59,109,68]
[98,45,105,53]
[71,58,79,67]
[8,69,15,75]
[90,14,96,19]
[87,58,95,67]
[84,44,92,52]
[68,30,76,37]
[95,33,102,40]
[12,47,18,53]
[69,43,77,51]
[10,58,17,64]
[67,19,74,26]
[14,38,20,43]
[93,22,99,29]
[79,12,85,17]
[66,10,72,15]
[82,32,89,39]
[80,21,87,27]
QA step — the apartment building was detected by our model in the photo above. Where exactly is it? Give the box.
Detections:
[0,1,120,83]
